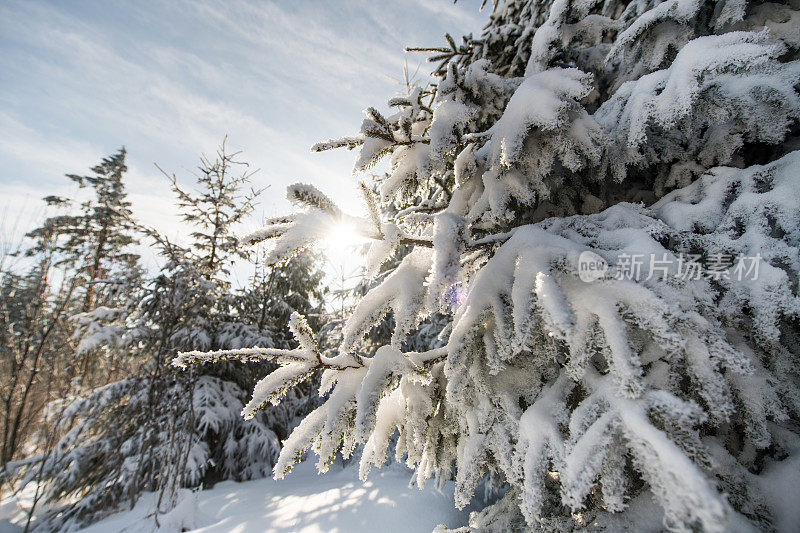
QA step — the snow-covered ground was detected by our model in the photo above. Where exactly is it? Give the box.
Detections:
[2,448,797,532]
[1,460,470,533]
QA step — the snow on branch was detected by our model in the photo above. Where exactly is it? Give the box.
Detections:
[174,311,328,369]
[597,29,800,186]
[168,2,800,528]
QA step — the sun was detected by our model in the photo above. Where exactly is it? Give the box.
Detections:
[319,219,371,265]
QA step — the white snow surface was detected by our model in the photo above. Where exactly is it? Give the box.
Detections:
[4,460,469,533]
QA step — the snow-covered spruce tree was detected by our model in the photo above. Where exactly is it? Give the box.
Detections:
[1,150,143,481]
[21,144,325,531]
[176,3,800,531]
[25,149,142,387]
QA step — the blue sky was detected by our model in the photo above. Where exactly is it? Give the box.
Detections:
[0,0,487,269]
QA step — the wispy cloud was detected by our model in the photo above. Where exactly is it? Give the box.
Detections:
[0,0,487,253]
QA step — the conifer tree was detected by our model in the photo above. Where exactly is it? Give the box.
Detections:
[1,150,143,477]
[25,150,142,388]
[28,149,140,313]
[180,2,800,531]
[16,143,326,530]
